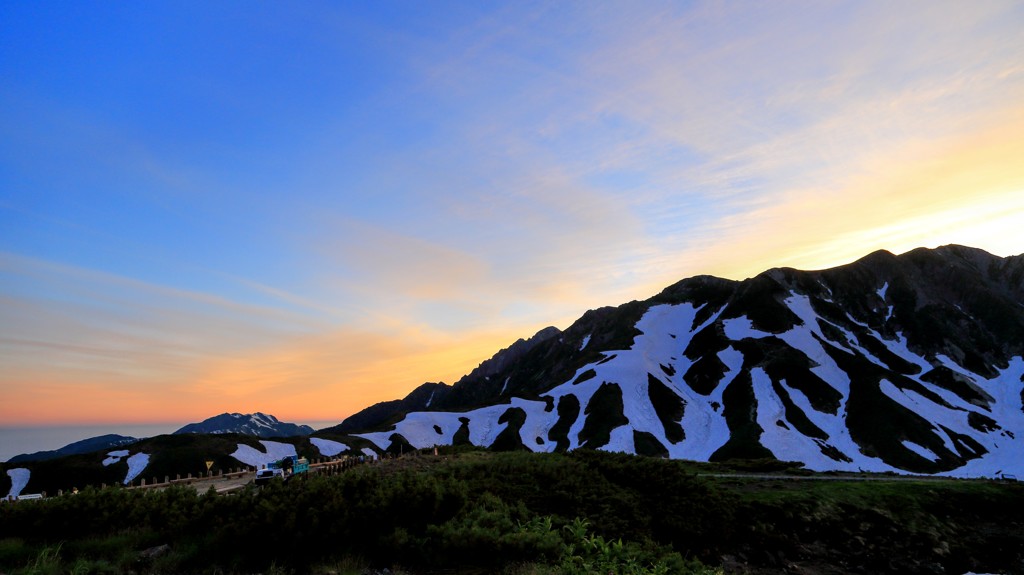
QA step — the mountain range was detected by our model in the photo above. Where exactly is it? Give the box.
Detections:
[331,244,1024,476]
[4,245,1023,497]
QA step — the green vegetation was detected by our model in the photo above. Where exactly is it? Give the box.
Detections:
[578,382,628,449]
[1,450,1022,574]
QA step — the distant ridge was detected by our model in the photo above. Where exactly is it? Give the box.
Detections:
[174,412,313,438]
[6,434,139,464]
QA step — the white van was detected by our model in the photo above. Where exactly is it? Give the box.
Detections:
[254,467,284,485]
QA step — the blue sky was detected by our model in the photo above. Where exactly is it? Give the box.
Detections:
[2,1,1023,425]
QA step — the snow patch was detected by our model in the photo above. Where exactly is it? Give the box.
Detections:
[102,450,151,483]
[230,440,297,468]
[310,437,348,457]
[579,334,592,351]
[103,450,130,466]
[723,316,772,340]
[6,468,30,499]
[123,453,149,484]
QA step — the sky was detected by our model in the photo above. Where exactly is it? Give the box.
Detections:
[2,1,1024,428]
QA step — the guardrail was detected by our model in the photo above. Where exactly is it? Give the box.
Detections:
[1,455,376,502]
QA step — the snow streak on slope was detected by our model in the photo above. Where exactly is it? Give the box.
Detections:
[759,294,891,472]
[580,334,591,351]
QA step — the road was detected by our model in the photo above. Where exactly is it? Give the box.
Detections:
[182,472,255,494]
[698,472,995,483]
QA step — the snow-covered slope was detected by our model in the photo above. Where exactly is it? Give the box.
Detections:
[352,245,1024,477]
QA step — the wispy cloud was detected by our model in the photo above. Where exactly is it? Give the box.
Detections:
[387,0,1024,286]
[2,2,1023,426]
[0,252,529,424]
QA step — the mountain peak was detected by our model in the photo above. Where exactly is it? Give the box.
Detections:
[174,412,312,438]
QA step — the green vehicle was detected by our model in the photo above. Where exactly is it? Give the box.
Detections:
[270,455,309,476]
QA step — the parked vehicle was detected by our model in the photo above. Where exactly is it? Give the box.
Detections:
[255,456,309,486]
[273,455,309,476]
[254,467,284,486]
